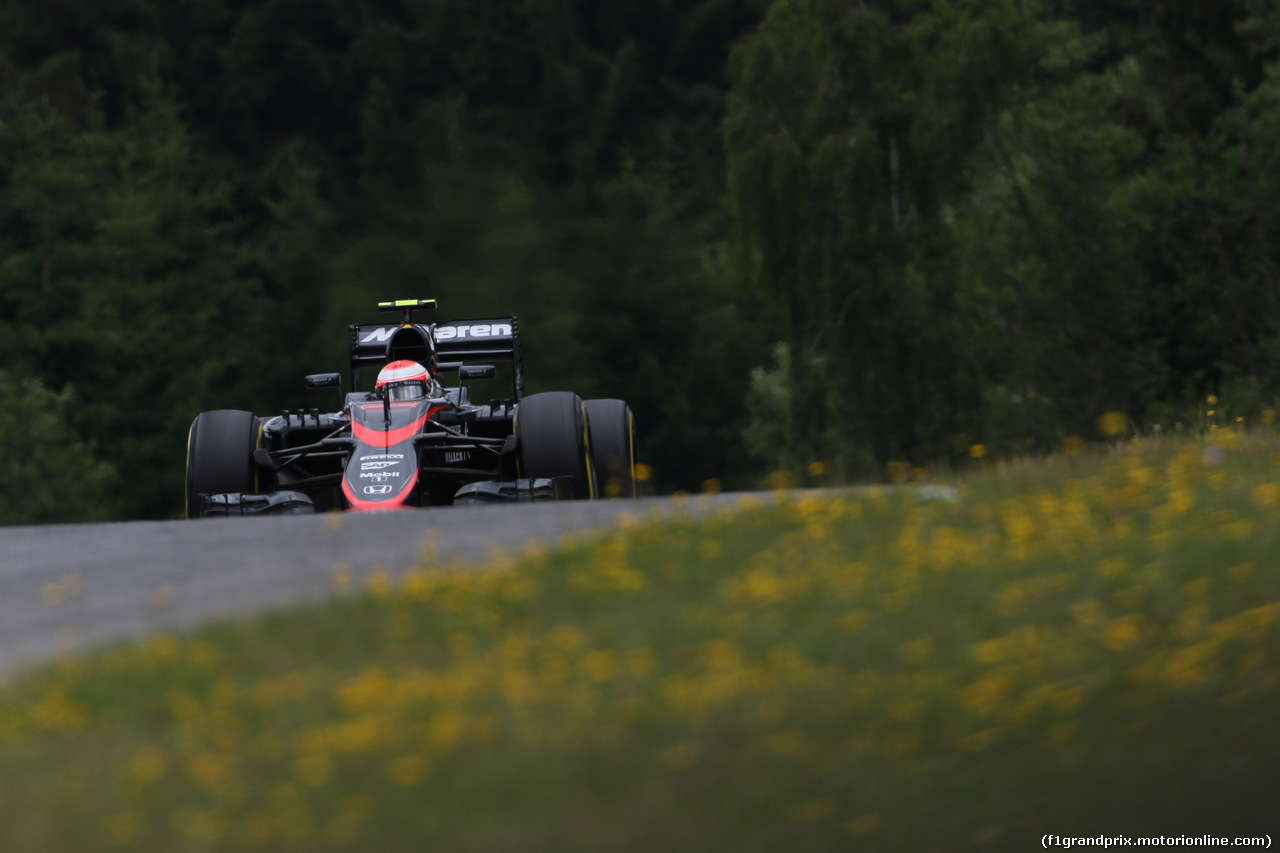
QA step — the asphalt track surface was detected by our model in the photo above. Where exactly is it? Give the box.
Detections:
[0,495,748,681]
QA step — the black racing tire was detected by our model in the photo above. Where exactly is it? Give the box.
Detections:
[186,409,260,518]
[584,399,637,498]
[515,392,596,500]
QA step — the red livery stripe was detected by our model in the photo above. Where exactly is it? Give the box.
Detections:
[351,405,449,447]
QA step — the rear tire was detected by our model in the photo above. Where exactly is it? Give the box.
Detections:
[186,409,260,518]
[584,399,637,498]
[515,392,596,499]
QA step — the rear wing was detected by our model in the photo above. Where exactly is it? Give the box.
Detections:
[348,317,524,399]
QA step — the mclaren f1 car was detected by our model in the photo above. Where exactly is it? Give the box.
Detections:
[185,299,637,516]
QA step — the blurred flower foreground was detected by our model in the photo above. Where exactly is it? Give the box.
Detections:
[2,431,1279,851]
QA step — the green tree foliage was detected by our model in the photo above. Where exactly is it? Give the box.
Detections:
[0,371,116,524]
[0,76,331,517]
[949,23,1159,443]
[955,0,1280,437]
[726,0,1044,471]
[728,0,1280,472]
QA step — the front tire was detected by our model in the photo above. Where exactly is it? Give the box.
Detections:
[186,409,260,518]
[515,392,596,499]
[584,399,637,498]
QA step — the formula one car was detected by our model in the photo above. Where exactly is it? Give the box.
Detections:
[185,299,637,517]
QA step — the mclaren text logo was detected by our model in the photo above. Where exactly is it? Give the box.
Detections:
[363,485,393,495]
[360,324,512,345]
[361,460,399,470]
[360,328,397,344]
[435,323,512,340]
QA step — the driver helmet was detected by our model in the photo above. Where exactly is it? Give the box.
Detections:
[375,360,431,402]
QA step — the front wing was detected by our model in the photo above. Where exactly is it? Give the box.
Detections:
[194,478,571,517]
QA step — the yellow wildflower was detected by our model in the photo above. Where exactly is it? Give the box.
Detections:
[970,637,1008,666]
[1070,600,1104,627]
[1163,642,1218,686]
[958,670,1015,717]
[1097,557,1127,579]
[129,746,168,784]
[582,649,618,683]
[1219,519,1255,540]
[1253,483,1280,507]
[1098,411,1129,437]
[1228,563,1253,584]
[185,751,232,789]
[840,610,869,633]
[766,470,797,490]
[1101,614,1145,651]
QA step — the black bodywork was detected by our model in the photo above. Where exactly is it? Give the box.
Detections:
[192,305,570,517]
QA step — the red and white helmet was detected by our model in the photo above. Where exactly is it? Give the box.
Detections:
[375,360,431,402]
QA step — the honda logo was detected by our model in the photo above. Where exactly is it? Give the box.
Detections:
[363,485,393,495]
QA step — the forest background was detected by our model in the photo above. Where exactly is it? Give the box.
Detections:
[2,0,1279,523]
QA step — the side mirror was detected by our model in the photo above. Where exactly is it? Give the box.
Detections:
[305,372,342,389]
[459,365,496,380]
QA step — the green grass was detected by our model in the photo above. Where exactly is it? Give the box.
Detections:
[2,431,1280,851]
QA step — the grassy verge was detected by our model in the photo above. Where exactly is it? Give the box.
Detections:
[2,431,1279,851]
